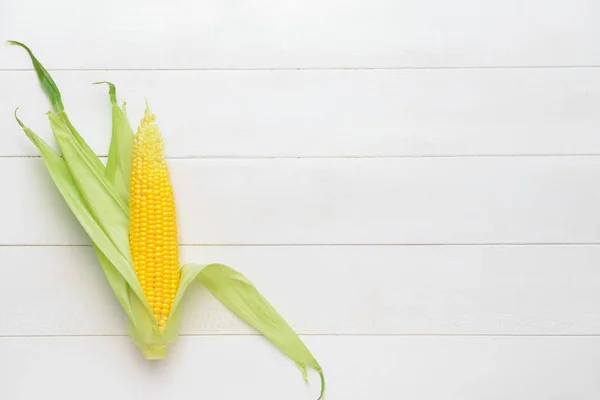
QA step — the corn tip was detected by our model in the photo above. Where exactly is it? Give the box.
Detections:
[141,100,155,124]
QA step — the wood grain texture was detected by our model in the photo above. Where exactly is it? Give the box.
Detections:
[2,157,600,246]
[2,245,600,336]
[1,0,599,69]
[3,335,600,400]
[2,68,600,157]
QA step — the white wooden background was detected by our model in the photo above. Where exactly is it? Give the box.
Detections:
[1,1,600,399]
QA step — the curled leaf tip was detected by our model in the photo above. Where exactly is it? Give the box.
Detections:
[7,41,37,63]
[93,81,117,106]
[317,371,326,400]
[14,107,25,128]
[7,40,27,47]
[93,80,114,88]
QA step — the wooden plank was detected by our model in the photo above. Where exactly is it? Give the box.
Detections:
[3,68,600,157]
[2,157,600,245]
[2,335,600,399]
[2,245,600,335]
[2,0,599,69]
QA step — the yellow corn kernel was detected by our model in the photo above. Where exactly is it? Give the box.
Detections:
[129,106,180,331]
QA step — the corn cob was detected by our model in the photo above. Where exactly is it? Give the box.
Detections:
[129,107,180,330]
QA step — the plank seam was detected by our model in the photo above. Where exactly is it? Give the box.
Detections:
[2,65,600,72]
[5,154,600,160]
[2,333,600,338]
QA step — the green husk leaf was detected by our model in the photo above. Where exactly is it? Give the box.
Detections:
[95,82,134,201]
[48,112,155,318]
[7,41,64,112]
[48,112,128,214]
[60,112,106,175]
[8,41,105,174]
[171,263,325,399]
[18,111,159,353]
[15,112,149,318]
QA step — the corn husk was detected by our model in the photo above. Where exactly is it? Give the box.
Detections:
[9,41,324,399]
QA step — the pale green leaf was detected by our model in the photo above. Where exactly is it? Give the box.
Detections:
[59,112,106,173]
[48,112,127,213]
[95,82,134,201]
[15,112,149,317]
[172,263,325,399]
[48,112,132,261]
[97,82,119,182]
